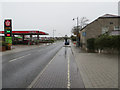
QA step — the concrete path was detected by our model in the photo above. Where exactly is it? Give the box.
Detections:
[71,43,118,88]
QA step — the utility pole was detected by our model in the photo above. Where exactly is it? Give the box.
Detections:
[53,29,56,40]
[73,17,80,47]
[76,17,80,47]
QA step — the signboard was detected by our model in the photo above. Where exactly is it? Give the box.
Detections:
[5,37,12,45]
[5,20,11,26]
[4,19,12,46]
[4,19,12,37]
[82,32,86,36]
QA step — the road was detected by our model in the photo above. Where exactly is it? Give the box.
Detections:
[2,41,84,88]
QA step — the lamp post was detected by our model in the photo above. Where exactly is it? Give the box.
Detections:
[73,17,80,47]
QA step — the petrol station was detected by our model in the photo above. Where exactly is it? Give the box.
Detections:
[0,19,49,45]
[0,30,49,41]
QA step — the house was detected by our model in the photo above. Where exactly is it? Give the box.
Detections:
[80,14,120,50]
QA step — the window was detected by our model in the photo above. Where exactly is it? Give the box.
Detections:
[102,27,109,34]
[82,32,86,36]
[114,26,120,31]
[110,22,113,24]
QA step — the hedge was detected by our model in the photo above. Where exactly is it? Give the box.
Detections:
[0,41,7,46]
[71,35,76,41]
[87,35,120,51]
[87,38,95,51]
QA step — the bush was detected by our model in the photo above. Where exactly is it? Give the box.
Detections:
[71,35,76,41]
[112,35,120,49]
[87,35,120,53]
[95,35,120,49]
[1,41,7,46]
[87,38,95,52]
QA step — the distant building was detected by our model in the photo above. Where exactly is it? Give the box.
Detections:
[80,14,120,50]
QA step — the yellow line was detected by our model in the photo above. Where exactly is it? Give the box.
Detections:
[27,49,61,88]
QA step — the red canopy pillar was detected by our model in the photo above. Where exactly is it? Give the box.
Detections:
[37,35,39,40]
[22,35,24,41]
[30,35,32,41]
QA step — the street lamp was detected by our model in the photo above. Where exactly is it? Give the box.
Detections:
[73,17,80,47]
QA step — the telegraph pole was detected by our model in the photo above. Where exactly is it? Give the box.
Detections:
[76,17,80,47]
[73,17,80,47]
[53,29,56,40]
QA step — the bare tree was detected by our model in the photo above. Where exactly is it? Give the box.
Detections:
[79,17,89,29]
[71,26,80,35]
[71,17,89,35]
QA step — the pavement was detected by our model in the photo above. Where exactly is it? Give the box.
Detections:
[71,43,118,88]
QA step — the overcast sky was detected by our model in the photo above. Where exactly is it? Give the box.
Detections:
[0,1,119,37]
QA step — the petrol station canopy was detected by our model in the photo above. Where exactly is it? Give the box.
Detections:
[0,30,49,35]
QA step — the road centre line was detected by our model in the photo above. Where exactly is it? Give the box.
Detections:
[28,48,61,88]
[67,54,71,89]
[9,54,31,62]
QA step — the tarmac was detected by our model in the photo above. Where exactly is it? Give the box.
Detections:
[1,43,48,56]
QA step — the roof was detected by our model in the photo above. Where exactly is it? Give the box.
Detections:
[80,14,120,31]
[0,30,49,35]
[100,14,118,18]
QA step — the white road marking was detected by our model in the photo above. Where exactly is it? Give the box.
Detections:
[67,55,71,89]
[27,49,60,88]
[9,54,31,62]
[38,50,43,52]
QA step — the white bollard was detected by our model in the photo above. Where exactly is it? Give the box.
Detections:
[98,49,101,54]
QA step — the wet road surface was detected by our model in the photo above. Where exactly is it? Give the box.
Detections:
[29,47,84,88]
[2,41,84,88]
[2,41,63,88]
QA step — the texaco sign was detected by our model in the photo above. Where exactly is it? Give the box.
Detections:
[5,20,11,26]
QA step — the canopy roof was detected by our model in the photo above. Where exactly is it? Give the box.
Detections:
[0,30,49,35]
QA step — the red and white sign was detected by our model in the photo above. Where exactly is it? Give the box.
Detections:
[5,20,11,26]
